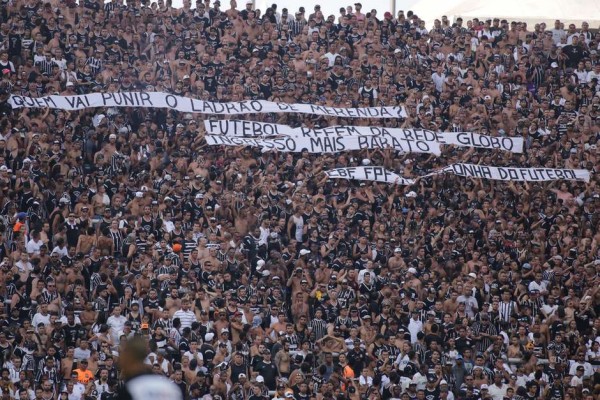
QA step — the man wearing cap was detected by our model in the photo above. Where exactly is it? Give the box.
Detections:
[471,312,498,353]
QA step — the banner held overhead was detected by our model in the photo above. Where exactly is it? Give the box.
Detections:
[325,167,415,185]
[205,120,524,153]
[204,134,441,155]
[9,92,407,119]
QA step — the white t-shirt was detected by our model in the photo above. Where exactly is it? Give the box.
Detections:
[431,72,446,92]
[51,246,69,257]
[408,318,423,344]
[322,52,340,67]
[123,374,183,400]
[551,29,566,44]
[107,315,127,342]
[32,312,51,331]
[26,239,44,255]
[528,280,547,293]
[587,70,600,82]
[487,383,508,400]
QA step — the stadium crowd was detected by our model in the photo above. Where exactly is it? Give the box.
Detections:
[0,0,599,400]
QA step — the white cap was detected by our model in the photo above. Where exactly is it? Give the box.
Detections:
[262,270,271,277]
[407,267,417,274]
[406,191,417,198]
[299,249,311,256]
[92,114,106,128]
[220,328,229,334]
[394,247,402,253]
[256,259,265,270]
[484,95,491,100]
[394,48,402,54]
[109,133,117,140]
[183,75,190,80]
[481,384,489,390]
[135,192,144,198]
[195,193,204,199]
[204,333,214,342]
[362,159,371,166]
[66,81,74,87]
[468,272,477,279]
[551,62,559,68]
[256,375,264,383]
[440,380,448,385]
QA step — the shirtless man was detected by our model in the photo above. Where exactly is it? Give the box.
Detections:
[443,290,461,314]
[317,329,347,354]
[387,248,406,272]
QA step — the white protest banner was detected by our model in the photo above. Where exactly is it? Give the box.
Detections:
[441,163,591,182]
[440,132,523,153]
[205,120,523,153]
[205,134,441,155]
[366,128,523,153]
[204,120,379,137]
[325,167,416,185]
[204,120,292,137]
[9,92,406,119]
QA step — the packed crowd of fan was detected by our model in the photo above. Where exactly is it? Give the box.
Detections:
[0,0,598,400]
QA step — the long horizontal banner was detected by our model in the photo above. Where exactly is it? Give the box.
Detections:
[204,120,523,153]
[325,167,415,185]
[9,92,406,119]
[442,163,591,182]
[324,164,590,185]
[204,134,441,155]
[205,120,376,137]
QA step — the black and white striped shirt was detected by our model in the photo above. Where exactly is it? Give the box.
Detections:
[40,289,58,306]
[182,239,196,259]
[35,58,54,76]
[308,318,327,341]
[499,300,516,322]
[472,321,498,353]
[90,272,103,294]
[288,19,306,37]
[86,56,103,75]
[109,229,123,256]
[135,238,148,254]
[105,153,125,177]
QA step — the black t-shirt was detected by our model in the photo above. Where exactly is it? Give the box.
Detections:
[100,391,117,400]
[423,387,439,400]
[255,361,278,390]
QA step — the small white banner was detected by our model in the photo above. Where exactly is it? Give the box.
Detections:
[325,167,415,185]
[442,163,591,182]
